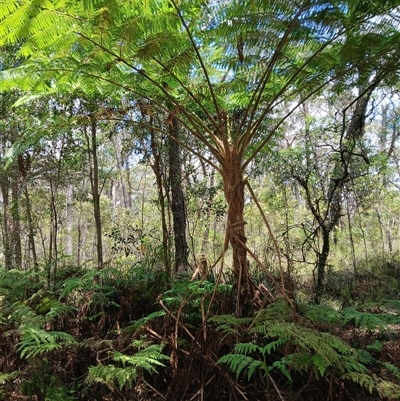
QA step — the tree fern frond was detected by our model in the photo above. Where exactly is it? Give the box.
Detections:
[208,314,251,336]
[0,370,19,384]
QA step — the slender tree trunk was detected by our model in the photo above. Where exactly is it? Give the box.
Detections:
[150,128,172,277]
[1,178,12,270]
[23,182,38,273]
[48,178,58,285]
[222,146,252,316]
[168,113,189,273]
[65,184,73,257]
[10,172,22,269]
[315,226,330,304]
[85,119,103,269]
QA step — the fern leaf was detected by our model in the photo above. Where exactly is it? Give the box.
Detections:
[233,342,260,355]
[342,372,375,394]
[17,326,76,359]
[218,354,255,379]
[272,359,292,382]
[127,310,166,332]
[88,342,169,390]
[381,362,400,380]
[247,359,267,380]
[376,378,400,399]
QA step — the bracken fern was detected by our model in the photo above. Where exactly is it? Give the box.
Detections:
[87,339,169,390]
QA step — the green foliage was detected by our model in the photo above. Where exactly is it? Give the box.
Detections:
[215,301,400,398]
[17,326,76,359]
[87,339,169,390]
[126,310,166,333]
[162,278,231,325]
[208,314,252,337]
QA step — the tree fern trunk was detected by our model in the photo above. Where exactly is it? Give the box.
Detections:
[222,146,252,316]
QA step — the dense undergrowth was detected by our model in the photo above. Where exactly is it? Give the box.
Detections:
[1,264,400,400]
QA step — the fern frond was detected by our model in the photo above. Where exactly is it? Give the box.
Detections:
[376,379,400,399]
[233,342,259,355]
[341,307,392,332]
[126,310,166,332]
[342,371,375,394]
[0,370,19,384]
[302,304,343,325]
[218,353,257,379]
[381,362,400,380]
[59,277,88,299]
[87,342,169,390]
[17,326,76,359]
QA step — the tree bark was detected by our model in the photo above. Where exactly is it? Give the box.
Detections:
[23,181,38,273]
[85,118,104,269]
[150,128,172,277]
[10,170,22,270]
[314,226,330,304]
[1,177,12,270]
[221,146,252,316]
[168,113,189,273]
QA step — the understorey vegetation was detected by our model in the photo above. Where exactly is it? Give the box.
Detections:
[1,264,400,400]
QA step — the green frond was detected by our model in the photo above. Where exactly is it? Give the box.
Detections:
[126,310,166,333]
[87,341,169,390]
[17,326,76,359]
[0,371,19,385]
[376,379,400,400]
[301,303,344,325]
[208,314,251,337]
[233,342,259,355]
[341,307,392,332]
[342,371,375,394]
[253,300,294,323]
[381,362,400,380]
[218,353,259,379]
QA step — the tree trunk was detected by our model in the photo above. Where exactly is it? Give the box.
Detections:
[23,181,38,273]
[314,226,330,304]
[150,128,172,277]
[168,113,189,273]
[10,171,22,269]
[85,118,104,269]
[221,146,252,316]
[48,178,58,286]
[1,178,12,270]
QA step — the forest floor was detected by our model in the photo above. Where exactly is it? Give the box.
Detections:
[1,266,400,400]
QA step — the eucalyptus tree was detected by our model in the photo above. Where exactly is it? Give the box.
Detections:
[1,0,400,314]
